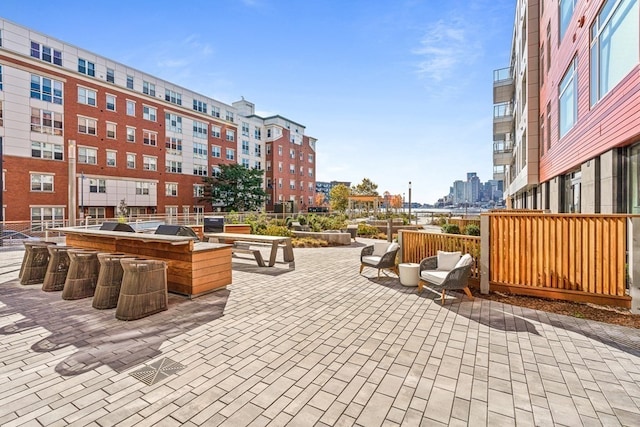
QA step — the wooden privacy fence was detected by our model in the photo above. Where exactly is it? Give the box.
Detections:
[446,218,480,233]
[400,231,481,281]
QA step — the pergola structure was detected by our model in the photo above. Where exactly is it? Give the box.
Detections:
[348,195,382,218]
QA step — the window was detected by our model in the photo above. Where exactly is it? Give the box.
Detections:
[31,173,53,193]
[165,89,182,105]
[126,100,135,116]
[254,144,261,157]
[254,128,261,140]
[290,179,296,190]
[290,165,295,174]
[127,127,136,143]
[88,207,106,219]
[143,130,157,146]
[308,153,314,163]
[193,142,207,158]
[31,42,62,65]
[106,68,115,83]
[267,128,272,138]
[143,105,157,121]
[165,137,182,153]
[31,207,64,229]
[242,122,250,136]
[126,75,134,89]
[278,162,283,172]
[278,146,283,156]
[106,150,116,167]
[89,179,106,193]
[242,140,250,155]
[0,65,3,91]
[211,106,220,118]
[226,130,235,142]
[143,156,157,171]
[78,58,95,76]
[546,102,551,150]
[254,161,261,169]
[226,111,234,122]
[127,153,136,169]
[166,160,182,173]
[78,87,97,106]
[559,57,577,138]
[193,120,207,139]
[278,178,283,189]
[136,182,150,195]
[590,0,639,105]
[193,164,208,176]
[165,113,182,132]
[106,94,116,111]
[211,145,221,158]
[212,166,221,177]
[78,117,97,135]
[241,158,250,168]
[193,100,207,113]
[546,23,551,72]
[266,161,272,171]
[30,108,63,135]
[211,125,221,138]
[193,184,204,197]
[560,0,576,41]
[31,141,63,160]
[226,148,235,160]
[308,168,314,177]
[289,149,295,159]
[78,147,97,164]
[30,75,63,104]
[166,183,178,197]
[106,122,116,139]
[266,144,271,155]
[143,81,155,96]
[0,101,2,127]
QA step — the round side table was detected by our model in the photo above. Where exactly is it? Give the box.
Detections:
[398,263,420,287]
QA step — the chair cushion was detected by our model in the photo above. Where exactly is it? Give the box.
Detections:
[420,270,448,285]
[372,242,390,256]
[437,251,461,271]
[386,242,399,253]
[454,253,473,269]
[362,255,382,266]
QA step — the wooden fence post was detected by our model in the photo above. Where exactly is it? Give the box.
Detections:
[630,218,640,314]
[480,214,490,294]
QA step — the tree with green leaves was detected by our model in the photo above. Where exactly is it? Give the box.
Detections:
[329,183,350,213]
[201,164,267,212]
[352,178,379,196]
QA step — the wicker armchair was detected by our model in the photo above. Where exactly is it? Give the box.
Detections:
[359,242,400,277]
[417,254,474,303]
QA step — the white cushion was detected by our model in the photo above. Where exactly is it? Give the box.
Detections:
[437,251,461,271]
[420,270,448,285]
[372,242,390,256]
[454,254,473,269]
[386,242,399,253]
[362,255,382,266]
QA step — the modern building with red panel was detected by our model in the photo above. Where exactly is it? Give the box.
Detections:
[493,0,639,213]
[0,18,317,223]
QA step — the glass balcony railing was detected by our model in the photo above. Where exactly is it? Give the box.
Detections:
[493,102,514,119]
[493,67,513,83]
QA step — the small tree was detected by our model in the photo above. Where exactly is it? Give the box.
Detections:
[314,192,326,207]
[117,199,129,222]
[351,178,379,196]
[201,164,267,212]
[329,184,350,213]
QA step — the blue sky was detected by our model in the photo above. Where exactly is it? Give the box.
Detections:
[2,0,514,204]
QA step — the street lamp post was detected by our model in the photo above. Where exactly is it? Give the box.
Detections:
[408,181,412,225]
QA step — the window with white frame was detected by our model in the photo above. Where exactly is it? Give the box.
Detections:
[254,144,262,156]
[266,161,272,171]
[308,153,314,163]
[127,126,136,143]
[193,100,207,113]
[193,184,204,197]
[165,113,182,133]
[89,179,106,193]
[242,122,250,136]
[30,108,63,135]
[299,166,304,176]
[0,65,2,91]
[308,168,313,177]
[78,87,97,106]
[143,155,157,171]
[30,41,62,65]
[254,160,261,169]
[278,178,283,189]
[559,57,578,138]
[193,142,207,158]
[226,129,235,141]
[165,137,182,153]
[143,130,157,146]
[31,173,54,192]
[226,111,234,122]
[211,145,221,158]
[126,75,134,90]
[211,125,221,138]
[211,106,220,117]
[31,207,64,230]
[31,141,63,161]
[78,147,97,164]
[143,106,157,121]
[254,128,261,140]
[126,100,135,116]
[166,160,182,173]
[166,183,178,197]
[278,162,283,172]
[78,58,95,76]
[289,148,295,159]
[559,0,577,41]
[143,81,155,96]
[590,0,639,106]
[290,165,295,174]
[30,75,63,104]
[212,166,221,177]
[106,68,115,83]
[193,164,208,176]
[278,146,282,156]
[106,150,116,167]
[226,148,235,160]
[106,94,116,111]
[126,153,136,169]
[106,122,116,139]
[165,89,182,105]
[78,116,97,135]
[242,158,250,168]
[193,120,207,139]
[266,144,271,155]
[88,207,106,218]
[242,140,250,155]
[136,181,150,195]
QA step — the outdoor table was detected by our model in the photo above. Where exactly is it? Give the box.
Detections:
[398,262,420,287]
[204,232,295,267]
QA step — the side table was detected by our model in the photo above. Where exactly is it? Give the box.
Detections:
[398,263,420,287]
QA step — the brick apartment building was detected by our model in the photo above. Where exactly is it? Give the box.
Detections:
[493,0,639,213]
[0,18,317,223]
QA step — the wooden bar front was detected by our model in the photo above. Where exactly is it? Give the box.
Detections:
[58,228,232,298]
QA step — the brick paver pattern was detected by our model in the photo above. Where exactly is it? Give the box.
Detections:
[1,240,640,426]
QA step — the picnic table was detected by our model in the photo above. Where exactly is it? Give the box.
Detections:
[204,232,294,267]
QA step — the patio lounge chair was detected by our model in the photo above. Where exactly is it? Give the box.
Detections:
[417,251,474,303]
[360,242,400,277]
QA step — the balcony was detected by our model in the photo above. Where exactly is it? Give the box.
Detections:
[493,139,513,166]
[493,67,514,104]
[493,102,514,136]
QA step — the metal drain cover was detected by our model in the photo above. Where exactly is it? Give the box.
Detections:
[130,357,185,385]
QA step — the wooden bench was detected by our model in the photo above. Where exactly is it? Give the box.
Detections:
[231,242,265,266]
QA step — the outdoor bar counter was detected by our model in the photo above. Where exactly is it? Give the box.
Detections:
[55,227,232,298]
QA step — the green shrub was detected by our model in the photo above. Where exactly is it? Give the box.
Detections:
[357,223,379,237]
[465,224,481,236]
[297,215,307,226]
[441,223,461,234]
[263,225,292,237]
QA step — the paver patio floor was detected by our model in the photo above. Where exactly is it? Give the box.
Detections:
[1,239,640,426]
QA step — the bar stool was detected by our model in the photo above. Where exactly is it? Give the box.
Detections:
[92,253,133,309]
[42,246,73,292]
[20,242,55,285]
[116,258,168,320]
[61,249,100,300]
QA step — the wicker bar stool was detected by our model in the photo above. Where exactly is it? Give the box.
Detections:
[42,246,74,292]
[20,242,55,285]
[116,258,168,321]
[61,249,100,300]
[92,253,133,309]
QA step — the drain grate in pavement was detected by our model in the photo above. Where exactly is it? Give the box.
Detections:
[130,357,185,386]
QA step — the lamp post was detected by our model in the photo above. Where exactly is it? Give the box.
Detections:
[408,181,412,225]
[80,171,85,220]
